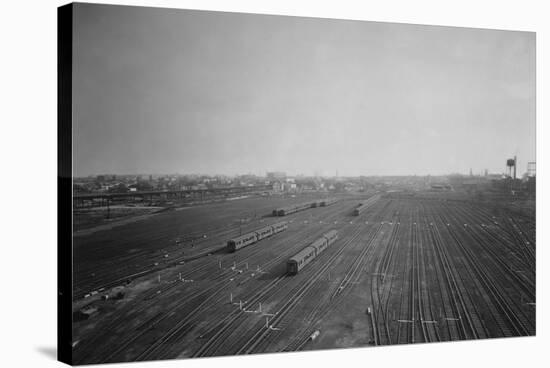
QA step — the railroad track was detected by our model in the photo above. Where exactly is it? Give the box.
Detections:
[281,200,397,351]
[412,209,429,343]
[416,210,442,343]
[283,222,386,351]
[74,196,536,364]
[444,202,535,297]
[439,208,534,337]
[75,220,314,360]
[153,227,344,359]
[73,197,335,299]
[395,212,415,344]
[74,205,346,363]
[426,208,478,340]
[228,222,375,354]
[235,220,378,355]
[450,203,535,273]
[369,211,401,345]
[116,201,352,360]
[196,201,391,355]
[73,217,288,299]
[428,206,502,338]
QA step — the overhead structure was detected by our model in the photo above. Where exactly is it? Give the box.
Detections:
[506,156,517,179]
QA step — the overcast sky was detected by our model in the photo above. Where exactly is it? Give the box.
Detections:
[73,4,535,177]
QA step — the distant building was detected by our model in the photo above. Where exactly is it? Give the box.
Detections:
[272,181,283,192]
[430,184,452,191]
[282,182,297,192]
[527,162,536,177]
[267,172,286,181]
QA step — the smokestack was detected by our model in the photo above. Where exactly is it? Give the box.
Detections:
[513,156,517,180]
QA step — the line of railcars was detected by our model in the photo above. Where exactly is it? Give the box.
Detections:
[319,198,338,207]
[287,230,338,275]
[353,194,381,216]
[227,221,288,252]
[273,198,339,216]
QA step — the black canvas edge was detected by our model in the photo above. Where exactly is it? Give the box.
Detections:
[58,3,74,366]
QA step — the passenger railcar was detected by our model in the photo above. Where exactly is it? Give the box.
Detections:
[227,221,289,252]
[274,202,312,216]
[323,229,338,245]
[310,237,328,254]
[272,221,288,233]
[287,230,338,275]
[273,199,327,217]
[255,226,274,241]
[320,198,338,207]
[356,204,366,215]
[277,207,295,216]
[227,233,258,252]
[353,194,381,216]
[287,246,317,275]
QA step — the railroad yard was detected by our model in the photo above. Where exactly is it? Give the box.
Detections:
[72,190,536,364]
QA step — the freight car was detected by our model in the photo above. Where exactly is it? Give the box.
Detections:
[287,230,338,275]
[227,221,288,252]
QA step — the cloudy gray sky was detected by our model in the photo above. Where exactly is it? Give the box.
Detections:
[73,3,535,177]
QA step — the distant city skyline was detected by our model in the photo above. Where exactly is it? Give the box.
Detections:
[74,168,517,179]
[72,4,535,178]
